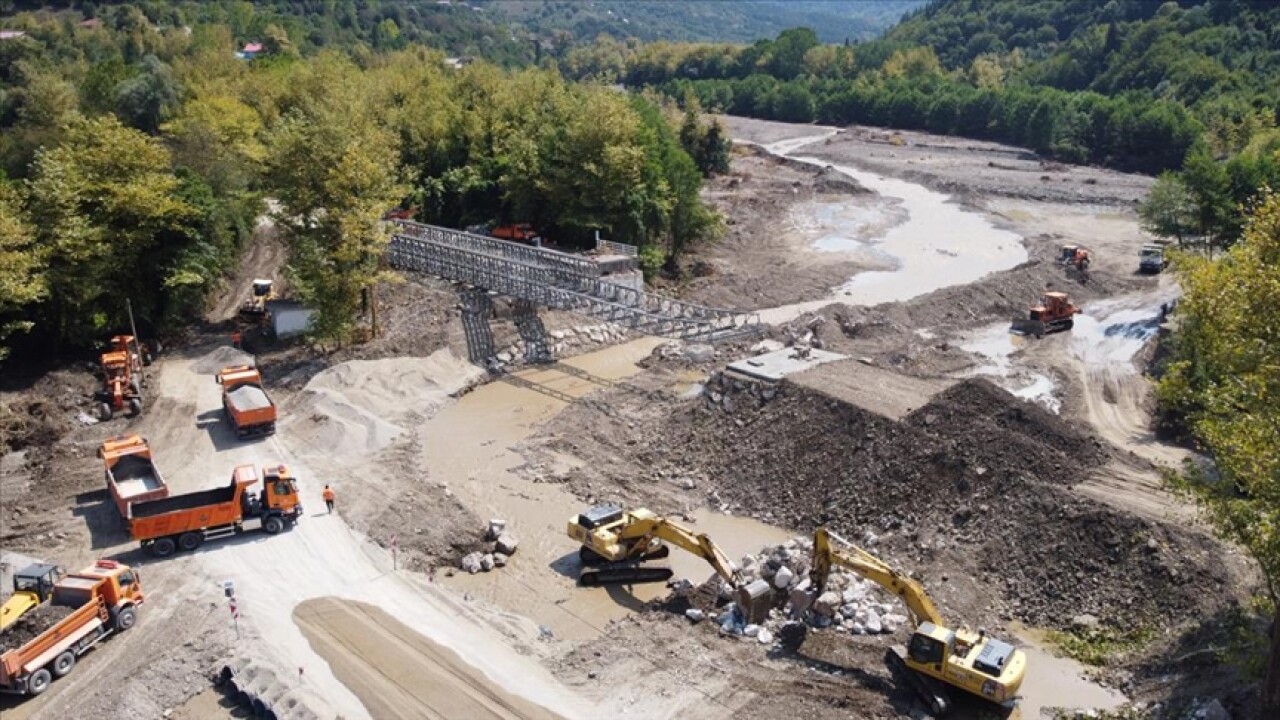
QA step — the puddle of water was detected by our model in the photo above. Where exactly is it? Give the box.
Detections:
[666,508,794,584]
[788,155,1027,306]
[745,131,1028,318]
[1071,290,1179,372]
[1009,623,1128,719]
[957,323,1061,413]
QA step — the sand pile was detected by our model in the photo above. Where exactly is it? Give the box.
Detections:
[191,346,255,375]
[287,350,483,457]
[226,384,272,411]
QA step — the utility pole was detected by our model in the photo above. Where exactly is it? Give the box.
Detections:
[126,299,144,403]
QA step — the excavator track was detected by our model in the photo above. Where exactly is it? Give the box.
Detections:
[578,564,674,586]
[886,646,951,716]
[578,544,670,566]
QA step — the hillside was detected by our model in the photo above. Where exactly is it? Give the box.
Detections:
[887,0,1280,108]
[477,1,923,44]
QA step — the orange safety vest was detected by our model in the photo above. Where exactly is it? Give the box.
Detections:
[322,488,335,502]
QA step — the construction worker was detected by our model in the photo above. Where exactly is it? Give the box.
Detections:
[231,331,242,349]
[322,485,335,514]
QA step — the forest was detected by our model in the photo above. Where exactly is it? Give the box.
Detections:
[564,1,1280,246]
[0,1,728,355]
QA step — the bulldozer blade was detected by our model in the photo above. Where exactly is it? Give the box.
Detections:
[1009,316,1044,338]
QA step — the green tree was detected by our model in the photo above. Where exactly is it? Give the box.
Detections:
[26,116,191,347]
[115,55,182,134]
[1181,143,1234,248]
[265,61,404,341]
[0,182,45,358]
[1158,192,1280,713]
[1139,172,1196,243]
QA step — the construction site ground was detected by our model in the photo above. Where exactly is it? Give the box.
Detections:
[0,116,1264,719]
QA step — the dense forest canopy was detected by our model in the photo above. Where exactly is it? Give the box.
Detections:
[563,1,1279,245]
[0,0,727,355]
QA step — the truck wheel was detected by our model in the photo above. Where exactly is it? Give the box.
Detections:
[130,377,141,394]
[264,516,284,535]
[128,398,142,417]
[52,650,76,677]
[97,402,113,421]
[28,668,52,695]
[151,537,177,557]
[179,532,203,551]
[114,606,136,631]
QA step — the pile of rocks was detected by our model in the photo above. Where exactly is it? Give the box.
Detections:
[685,537,909,643]
[490,323,630,371]
[459,520,520,574]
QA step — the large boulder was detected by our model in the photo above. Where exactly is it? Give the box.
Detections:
[460,552,484,574]
[495,533,519,555]
[813,591,841,617]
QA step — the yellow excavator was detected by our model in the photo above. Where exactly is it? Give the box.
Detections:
[567,505,742,586]
[0,563,64,631]
[797,528,1026,715]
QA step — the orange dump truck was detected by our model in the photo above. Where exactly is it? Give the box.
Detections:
[217,366,277,438]
[128,464,302,557]
[100,435,168,517]
[0,559,144,696]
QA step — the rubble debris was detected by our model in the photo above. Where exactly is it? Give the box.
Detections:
[1,603,76,651]
[485,519,506,541]
[460,552,484,574]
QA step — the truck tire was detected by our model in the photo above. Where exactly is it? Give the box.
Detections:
[98,402,113,421]
[151,537,177,557]
[130,377,141,394]
[114,606,137,631]
[264,516,284,535]
[52,650,76,677]
[128,398,142,417]
[179,532,204,551]
[28,668,52,695]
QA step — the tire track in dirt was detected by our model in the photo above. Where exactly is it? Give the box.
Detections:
[295,598,564,720]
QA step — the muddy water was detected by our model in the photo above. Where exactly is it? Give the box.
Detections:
[666,508,794,584]
[749,130,1027,322]
[1071,287,1179,371]
[957,323,1061,412]
[427,339,679,642]
[1009,624,1127,719]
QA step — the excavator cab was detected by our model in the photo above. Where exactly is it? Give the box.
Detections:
[0,564,65,630]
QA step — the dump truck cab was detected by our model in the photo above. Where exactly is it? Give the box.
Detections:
[1139,243,1167,273]
[248,465,302,518]
[53,560,145,613]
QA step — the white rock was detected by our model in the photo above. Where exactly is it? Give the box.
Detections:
[685,608,706,623]
[460,552,484,574]
[865,608,883,634]
[850,622,865,635]
[496,351,513,363]
[480,553,495,571]
[683,344,715,363]
[743,624,761,637]
[751,339,785,355]
[773,565,794,589]
[757,629,773,644]
[1201,699,1231,720]
[485,519,506,540]
[495,533,519,555]
[840,603,857,619]
[493,552,509,567]
[813,591,841,617]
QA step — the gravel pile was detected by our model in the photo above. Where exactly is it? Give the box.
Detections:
[227,384,272,411]
[1,603,76,652]
[655,378,1232,630]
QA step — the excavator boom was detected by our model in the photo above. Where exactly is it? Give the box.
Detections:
[812,528,942,627]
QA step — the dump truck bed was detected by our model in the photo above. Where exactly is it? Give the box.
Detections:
[225,384,272,412]
[128,480,246,541]
[105,453,168,517]
[0,597,103,687]
[131,482,238,519]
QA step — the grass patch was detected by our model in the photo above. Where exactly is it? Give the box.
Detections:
[1045,626,1154,667]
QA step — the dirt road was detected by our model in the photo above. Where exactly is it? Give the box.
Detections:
[295,598,564,720]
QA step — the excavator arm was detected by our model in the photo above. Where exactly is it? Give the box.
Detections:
[622,517,742,587]
[811,527,943,628]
